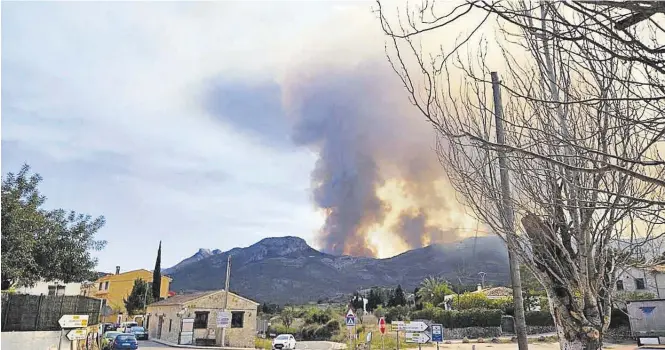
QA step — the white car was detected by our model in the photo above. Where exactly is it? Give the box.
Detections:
[272,334,296,350]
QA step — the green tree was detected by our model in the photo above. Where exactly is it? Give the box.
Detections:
[280,306,295,328]
[124,278,154,315]
[152,241,162,300]
[351,292,364,310]
[1,165,106,290]
[389,285,407,307]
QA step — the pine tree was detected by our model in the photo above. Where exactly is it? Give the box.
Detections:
[124,278,154,315]
[393,284,407,306]
[152,241,162,300]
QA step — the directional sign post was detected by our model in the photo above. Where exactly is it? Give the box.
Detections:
[345,309,356,327]
[402,322,428,332]
[58,315,89,329]
[67,328,87,341]
[405,332,430,344]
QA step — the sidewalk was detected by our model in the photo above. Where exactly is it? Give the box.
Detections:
[150,338,251,350]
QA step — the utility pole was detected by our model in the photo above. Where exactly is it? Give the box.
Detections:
[221,255,231,347]
[491,71,528,350]
[478,272,487,288]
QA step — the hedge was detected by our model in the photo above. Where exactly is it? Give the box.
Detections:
[525,311,554,326]
[411,308,502,328]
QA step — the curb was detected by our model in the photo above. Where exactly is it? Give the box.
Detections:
[149,338,251,350]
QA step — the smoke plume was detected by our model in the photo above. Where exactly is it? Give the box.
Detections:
[281,61,473,256]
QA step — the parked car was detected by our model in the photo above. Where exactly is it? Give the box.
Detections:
[111,334,139,349]
[272,334,296,350]
[129,326,148,340]
[119,321,139,333]
[101,331,122,350]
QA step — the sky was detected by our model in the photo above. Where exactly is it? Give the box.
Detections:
[2,1,482,273]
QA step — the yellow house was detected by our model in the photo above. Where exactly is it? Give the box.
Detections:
[92,267,172,323]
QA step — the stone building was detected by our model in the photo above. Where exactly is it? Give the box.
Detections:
[146,290,258,347]
[615,265,665,297]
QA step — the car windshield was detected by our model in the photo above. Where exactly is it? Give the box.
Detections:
[276,335,289,340]
[131,327,145,332]
[116,334,136,341]
[104,332,121,339]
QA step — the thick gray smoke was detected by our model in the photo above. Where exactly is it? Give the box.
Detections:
[281,61,466,256]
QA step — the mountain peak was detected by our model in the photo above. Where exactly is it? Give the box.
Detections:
[255,236,308,248]
[196,248,212,256]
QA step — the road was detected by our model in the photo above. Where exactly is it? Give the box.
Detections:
[138,340,340,350]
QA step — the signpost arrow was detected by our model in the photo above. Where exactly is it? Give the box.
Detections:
[67,329,87,341]
[402,322,428,332]
[58,315,89,329]
[405,332,431,344]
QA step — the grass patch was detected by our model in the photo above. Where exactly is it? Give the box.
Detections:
[255,337,272,350]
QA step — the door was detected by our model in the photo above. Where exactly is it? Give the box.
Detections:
[157,316,164,339]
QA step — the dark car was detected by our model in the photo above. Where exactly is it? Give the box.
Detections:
[129,326,148,340]
[111,334,139,350]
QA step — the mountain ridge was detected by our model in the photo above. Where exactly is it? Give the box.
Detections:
[166,235,510,304]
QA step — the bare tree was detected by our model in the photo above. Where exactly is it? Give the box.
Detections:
[377,1,665,350]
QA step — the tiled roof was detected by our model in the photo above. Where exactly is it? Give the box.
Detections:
[149,291,222,306]
[476,287,513,297]
[652,265,665,273]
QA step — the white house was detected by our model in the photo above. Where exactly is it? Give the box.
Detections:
[14,280,83,296]
[615,265,665,298]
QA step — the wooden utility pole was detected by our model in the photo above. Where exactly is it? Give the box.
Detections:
[491,71,528,350]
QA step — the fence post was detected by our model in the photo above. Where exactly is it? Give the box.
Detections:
[34,294,44,330]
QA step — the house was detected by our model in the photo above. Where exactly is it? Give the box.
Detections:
[14,280,83,296]
[472,285,513,299]
[145,290,259,348]
[91,266,172,323]
[615,265,665,298]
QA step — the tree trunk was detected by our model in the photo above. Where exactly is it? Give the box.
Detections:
[549,295,604,350]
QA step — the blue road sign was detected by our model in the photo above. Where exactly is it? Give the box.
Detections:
[430,324,443,342]
[346,316,356,327]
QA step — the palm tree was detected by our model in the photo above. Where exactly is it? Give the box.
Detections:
[416,276,444,304]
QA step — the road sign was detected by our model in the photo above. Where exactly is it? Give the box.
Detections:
[379,317,386,335]
[346,315,356,327]
[402,322,428,332]
[346,309,356,327]
[405,332,430,344]
[430,324,443,342]
[216,311,231,328]
[366,332,373,343]
[58,315,89,328]
[67,328,87,341]
[391,321,404,331]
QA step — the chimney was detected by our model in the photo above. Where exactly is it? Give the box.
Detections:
[477,283,482,292]
[116,266,121,275]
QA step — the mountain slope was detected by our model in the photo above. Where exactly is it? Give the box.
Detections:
[167,236,510,304]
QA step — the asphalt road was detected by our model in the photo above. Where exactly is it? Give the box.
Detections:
[138,340,339,350]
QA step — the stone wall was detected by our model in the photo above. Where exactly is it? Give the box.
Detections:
[443,327,503,339]
[525,325,556,335]
[605,326,632,341]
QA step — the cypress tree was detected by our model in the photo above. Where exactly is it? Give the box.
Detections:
[152,241,162,300]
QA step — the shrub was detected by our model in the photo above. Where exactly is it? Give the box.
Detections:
[325,319,341,333]
[538,297,550,312]
[456,292,490,310]
[314,325,332,339]
[412,307,502,328]
[385,306,410,323]
[374,306,386,318]
[270,325,298,335]
[524,311,554,326]
[304,308,333,325]
[488,296,513,311]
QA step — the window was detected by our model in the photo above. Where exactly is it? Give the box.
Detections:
[635,278,646,290]
[194,312,209,329]
[231,312,244,328]
[48,285,65,296]
[169,319,172,332]
[616,280,624,291]
[104,281,109,290]
[99,283,103,291]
